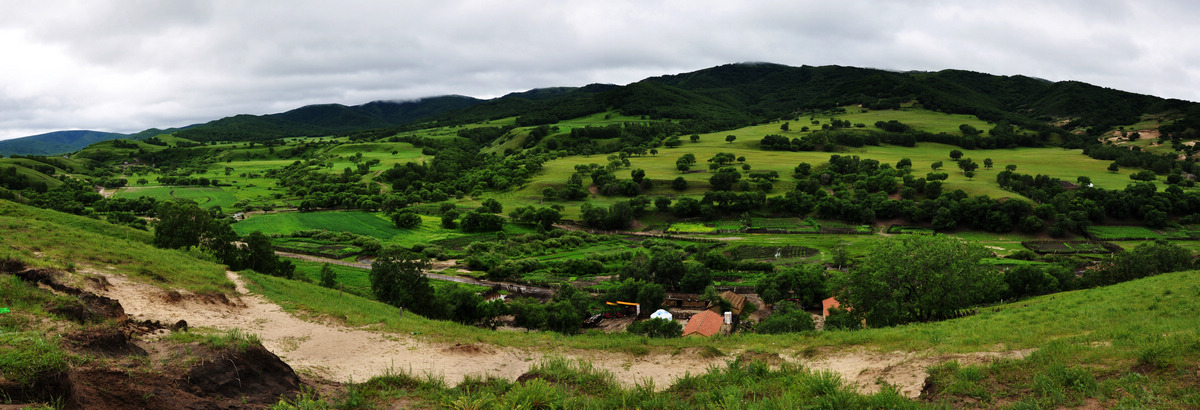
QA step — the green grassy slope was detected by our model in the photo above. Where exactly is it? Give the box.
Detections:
[0,199,232,294]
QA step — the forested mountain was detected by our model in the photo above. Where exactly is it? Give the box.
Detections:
[173,95,484,142]
[0,130,128,156]
[13,63,1200,149]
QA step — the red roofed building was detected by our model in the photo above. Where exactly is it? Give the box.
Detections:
[822,297,842,317]
[682,310,724,337]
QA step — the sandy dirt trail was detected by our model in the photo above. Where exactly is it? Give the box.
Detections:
[95,271,1030,397]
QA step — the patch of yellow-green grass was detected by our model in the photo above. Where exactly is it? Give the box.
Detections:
[320,141,424,173]
[113,186,238,209]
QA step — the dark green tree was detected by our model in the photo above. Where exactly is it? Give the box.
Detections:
[838,235,1002,326]
[756,264,828,307]
[627,318,682,338]
[319,263,337,288]
[370,251,439,318]
[672,177,688,191]
[478,198,503,213]
[391,209,422,229]
[755,301,815,334]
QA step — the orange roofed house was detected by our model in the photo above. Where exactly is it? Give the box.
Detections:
[822,297,842,317]
[682,310,724,337]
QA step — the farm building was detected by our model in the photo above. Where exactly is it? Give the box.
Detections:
[682,310,724,337]
[822,297,842,317]
[718,291,747,315]
[664,293,708,309]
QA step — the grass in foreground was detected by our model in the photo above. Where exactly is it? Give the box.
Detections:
[272,357,919,409]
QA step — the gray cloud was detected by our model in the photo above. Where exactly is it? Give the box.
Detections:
[2,0,1199,140]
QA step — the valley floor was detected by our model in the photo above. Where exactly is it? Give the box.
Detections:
[93,269,1030,398]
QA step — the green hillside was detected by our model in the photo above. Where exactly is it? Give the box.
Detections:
[5,62,1200,407]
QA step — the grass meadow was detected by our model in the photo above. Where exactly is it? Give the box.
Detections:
[114,186,238,209]
[0,200,232,294]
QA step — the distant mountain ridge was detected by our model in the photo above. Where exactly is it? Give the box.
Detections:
[0,130,128,156]
[13,62,1200,147]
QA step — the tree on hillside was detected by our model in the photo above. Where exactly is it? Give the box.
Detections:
[836,235,1002,327]
[672,177,688,191]
[983,158,993,169]
[242,231,295,278]
[631,169,646,184]
[459,211,504,232]
[690,134,700,143]
[320,263,337,288]
[949,150,963,160]
[755,264,827,307]
[370,250,438,317]
[755,301,815,334]
[153,200,241,265]
[708,167,742,191]
[478,198,503,214]
[391,209,422,229]
[957,158,978,174]
[725,135,737,144]
[931,161,943,171]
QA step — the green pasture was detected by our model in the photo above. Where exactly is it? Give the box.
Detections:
[233,211,534,251]
[290,259,374,298]
[0,160,64,187]
[321,141,424,173]
[0,200,232,294]
[509,136,1168,214]
[233,211,402,238]
[113,186,238,209]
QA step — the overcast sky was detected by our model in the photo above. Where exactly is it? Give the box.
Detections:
[2,0,1198,141]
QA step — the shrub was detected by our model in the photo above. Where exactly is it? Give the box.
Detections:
[627,318,682,338]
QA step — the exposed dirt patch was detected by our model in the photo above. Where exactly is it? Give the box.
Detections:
[443,343,495,355]
[4,263,303,409]
[65,326,147,357]
[737,351,784,367]
[804,348,1035,398]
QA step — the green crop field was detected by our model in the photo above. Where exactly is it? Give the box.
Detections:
[233,211,402,238]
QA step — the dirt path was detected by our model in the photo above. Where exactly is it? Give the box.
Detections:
[94,271,1033,397]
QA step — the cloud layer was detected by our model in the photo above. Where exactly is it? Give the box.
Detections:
[2,0,1198,140]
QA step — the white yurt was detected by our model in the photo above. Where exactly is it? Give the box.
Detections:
[649,309,673,321]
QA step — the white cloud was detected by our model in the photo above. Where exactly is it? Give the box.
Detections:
[2,0,1199,140]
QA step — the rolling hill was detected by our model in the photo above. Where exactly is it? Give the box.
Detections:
[0,130,128,156]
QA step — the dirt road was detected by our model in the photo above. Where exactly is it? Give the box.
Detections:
[94,270,1032,397]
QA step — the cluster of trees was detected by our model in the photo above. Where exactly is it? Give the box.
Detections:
[759,120,1047,153]
[997,169,1200,231]
[827,235,1197,329]
[152,200,294,277]
[156,176,219,187]
[369,249,507,326]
